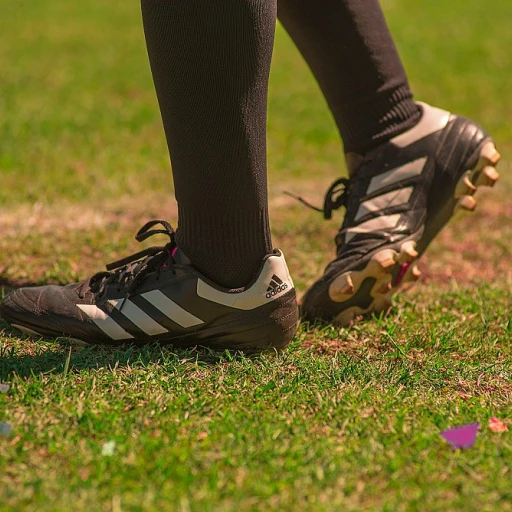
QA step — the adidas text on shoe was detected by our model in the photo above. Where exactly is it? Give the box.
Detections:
[0,221,299,353]
[301,102,501,325]
[266,274,288,298]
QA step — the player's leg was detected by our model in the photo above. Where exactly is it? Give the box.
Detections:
[278,0,500,324]
[0,0,299,351]
[144,0,275,290]
[278,0,420,156]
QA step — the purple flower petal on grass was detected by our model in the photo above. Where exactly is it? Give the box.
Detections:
[440,422,479,449]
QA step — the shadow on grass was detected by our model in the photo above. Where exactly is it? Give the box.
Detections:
[0,324,263,380]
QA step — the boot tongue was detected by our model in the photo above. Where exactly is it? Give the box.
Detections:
[171,247,191,266]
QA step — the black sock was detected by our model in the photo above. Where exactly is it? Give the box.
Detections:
[278,0,421,155]
[141,0,276,288]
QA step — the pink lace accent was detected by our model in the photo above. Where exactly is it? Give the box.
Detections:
[394,263,410,286]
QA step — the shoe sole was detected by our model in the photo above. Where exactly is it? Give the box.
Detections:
[328,140,501,326]
[5,291,300,354]
[9,319,298,355]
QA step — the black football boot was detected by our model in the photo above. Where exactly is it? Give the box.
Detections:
[302,103,501,325]
[1,221,299,352]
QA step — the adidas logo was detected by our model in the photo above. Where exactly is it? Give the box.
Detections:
[266,274,288,299]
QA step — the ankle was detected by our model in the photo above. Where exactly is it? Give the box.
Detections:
[339,85,421,155]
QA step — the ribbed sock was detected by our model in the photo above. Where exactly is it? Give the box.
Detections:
[141,0,276,288]
[278,0,421,154]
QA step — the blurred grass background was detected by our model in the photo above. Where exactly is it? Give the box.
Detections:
[1,0,511,204]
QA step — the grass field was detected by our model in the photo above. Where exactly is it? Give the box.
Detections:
[1,1,511,510]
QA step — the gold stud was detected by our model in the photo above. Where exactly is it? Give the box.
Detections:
[455,171,477,198]
[374,250,396,271]
[457,195,477,211]
[475,166,499,188]
[410,266,422,281]
[401,241,419,262]
[330,273,354,300]
[479,141,501,166]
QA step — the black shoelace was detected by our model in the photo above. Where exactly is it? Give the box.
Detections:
[78,220,177,307]
[284,177,353,220]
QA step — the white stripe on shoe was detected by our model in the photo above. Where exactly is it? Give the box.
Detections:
[141,290,204,328]
[355,186,414,221]
[108,298,168,335]
[77,304,134,340]
[391,102,451,148]
[344,214,401,243]
[196,253,294,310]
[367,157,427,195]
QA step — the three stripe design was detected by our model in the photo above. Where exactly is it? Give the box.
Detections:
[345,157,427,243]
[267,274,284,293]
[77,291,204,341]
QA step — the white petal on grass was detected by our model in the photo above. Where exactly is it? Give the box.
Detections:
[102,440,116,456]
[0,384,9,393]
[0,423,12,437]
